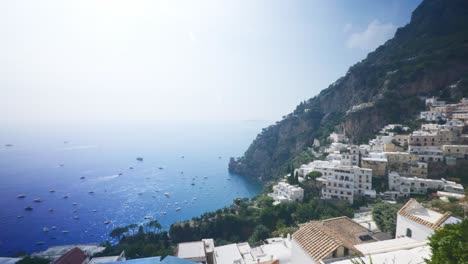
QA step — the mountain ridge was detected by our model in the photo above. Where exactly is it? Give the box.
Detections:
[229,0,468,180]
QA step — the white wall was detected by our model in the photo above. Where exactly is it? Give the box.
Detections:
[395,215,434,241]
[291,239,316,264]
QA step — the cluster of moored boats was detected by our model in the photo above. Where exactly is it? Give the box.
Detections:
[12,154,226,247]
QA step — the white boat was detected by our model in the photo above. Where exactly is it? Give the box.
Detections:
[43,227,49,232]
[175,207,181,211]
[72,202,78,206]
[144,216,153,219]
[104,221,111,225]
[164,192,170,197]
[17,194,26,199]
[62,230,69,234]
[73,216,79,220]
[33,198,42,203]
[51,226,57,230]
[160,211,166,215]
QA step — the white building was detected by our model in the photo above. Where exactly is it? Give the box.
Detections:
[291,216,373,264]
[213,238,291,264]
[388,172,464,196]
[395,199,461,241]
[176,239,214,264]
[409,145,444,162]
[307,161,374,204]
[268,182,304,205]
[420,111,446,121]
[329,132,348,143]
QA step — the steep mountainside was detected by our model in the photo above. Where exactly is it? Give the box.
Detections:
[229,0,468,180]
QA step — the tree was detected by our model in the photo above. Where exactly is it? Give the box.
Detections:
[371,203,401,236]
[110,226,129,240]
[307,171,322,180]
[248,225,270,244]
[16,256,49,264]
[146,220,162,233]
[427,219,468,264]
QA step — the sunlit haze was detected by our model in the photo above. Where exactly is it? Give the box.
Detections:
[1,0,421,123]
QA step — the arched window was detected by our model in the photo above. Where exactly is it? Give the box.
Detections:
[406,228,412,238]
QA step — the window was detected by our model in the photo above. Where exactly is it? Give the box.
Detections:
[406,228,412,238]
[344,248,349,256]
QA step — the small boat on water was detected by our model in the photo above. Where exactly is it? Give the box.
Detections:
[144,216,152,219]
[51,226,57,230]
[136,157,143,162]
[89,191,94,194]
[63,195,69,199]
[118,172,123,176]
[160,211,166,215]
[24,206,33,211]
[33,198,43,203]
[48,208,54,212]
[43,227,49,232]
[80,176,86,179]
[49,189,55,193]
[72,202,78,206]
[5,144,13,147]
[175,207,181,211]
[181,156,184,159]
[73,216,79,220]
[50,237,57,240]
[104,221,111,225]
[62,230,69,234]
[59,164,64,167]
[138,193,143,195]
[72,209,77,213]
[17,215,23,219]
[17,194,26,199]
[158,167,164,170]
[36,241,45,245]
[92,210,97,212]
[164,192,170,197]
[129,166,134,170]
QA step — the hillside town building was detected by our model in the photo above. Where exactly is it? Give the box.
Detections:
[268,182,304,205]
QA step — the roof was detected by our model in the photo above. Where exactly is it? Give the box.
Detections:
[103,256,161,264]
[214,244,243,264]
[329,245,431,264]
[292,216,370,262]
[354,237,424,255]
[54,247,88,264]
[160,256,196,264]
[0,257,23,264]
[176,241,206,260]
[89,256,122,264]
[398,199,452,230]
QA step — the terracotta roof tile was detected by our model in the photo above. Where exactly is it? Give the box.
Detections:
[292,216,368,262]
[54,247,87,264]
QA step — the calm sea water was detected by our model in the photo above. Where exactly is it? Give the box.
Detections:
[0,121,266,255]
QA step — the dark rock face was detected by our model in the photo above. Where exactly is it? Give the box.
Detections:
[229,0,468,180]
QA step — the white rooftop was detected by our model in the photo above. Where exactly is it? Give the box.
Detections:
[354,237,424,255]
[407,207,444,224]
[0,258,22,264]
[214,244,244,264]
[177,241,206,259]
[89,256,121,264]
[330,245,431,264]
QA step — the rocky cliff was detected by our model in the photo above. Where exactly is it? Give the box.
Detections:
[229,0,468,180]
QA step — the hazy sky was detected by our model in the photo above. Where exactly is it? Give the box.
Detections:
[1,0,421,123]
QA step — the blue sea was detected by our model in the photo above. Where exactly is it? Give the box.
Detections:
[0,121,266,256]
